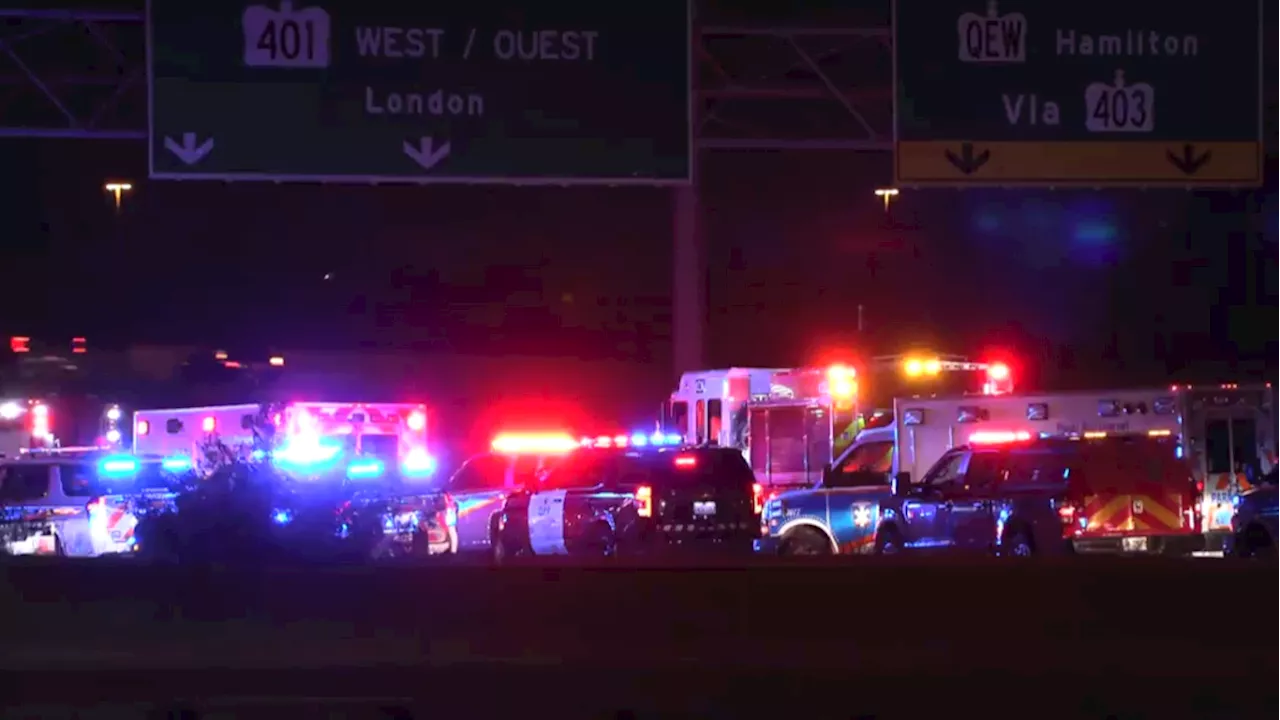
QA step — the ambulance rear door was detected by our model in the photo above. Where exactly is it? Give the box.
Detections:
[747,401,829,488]
[1183,385,1275,533]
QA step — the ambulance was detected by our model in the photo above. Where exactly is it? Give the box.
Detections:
[0,398,125,458]
[664,355,1011,489]
[132,401,434,478]
[876,384,1276,550]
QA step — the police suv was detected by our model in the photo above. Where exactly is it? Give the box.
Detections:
[0,447,183,557]
[489,438,764,561]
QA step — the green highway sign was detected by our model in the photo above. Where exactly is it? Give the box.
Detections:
[893,0,1263,186]
[148,0,691,184]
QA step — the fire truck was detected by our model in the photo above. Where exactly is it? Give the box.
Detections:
[664,354,1011,488]
[868,384,1276,550]
[132,401,434,478]
[1,337,126,457]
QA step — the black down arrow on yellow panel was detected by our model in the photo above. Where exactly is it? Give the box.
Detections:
[1166,145,1212,176]
[944,143,991,175]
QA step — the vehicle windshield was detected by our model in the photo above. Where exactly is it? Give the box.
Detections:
[628,451,755,491]
[360,434,399,460]
[513,454,558,485]
[830,440,894,487]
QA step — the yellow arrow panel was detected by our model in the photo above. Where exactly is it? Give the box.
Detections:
[895,141,1262,186]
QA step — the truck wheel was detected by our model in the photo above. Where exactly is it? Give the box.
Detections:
[781,527,831,556]
[1238,524,1275,560]
[874,526,903,555]
[583,523,616,558]
[1003,529,1034,558]
[492,534,520,564]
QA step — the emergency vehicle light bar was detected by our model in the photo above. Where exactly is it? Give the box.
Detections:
[968,430,1032,445]
[19,445,113,456]
[580,432,684,449]
[491,432,578,455]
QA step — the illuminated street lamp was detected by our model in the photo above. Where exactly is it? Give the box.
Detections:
[105,181,133,209]
[874,187,899,212]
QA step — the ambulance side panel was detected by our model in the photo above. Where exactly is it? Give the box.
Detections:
[893,389,1184,484]
[132,405,260,458]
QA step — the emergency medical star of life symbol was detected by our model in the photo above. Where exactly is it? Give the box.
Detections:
[957,1,1027,64]
[242,1,332,69]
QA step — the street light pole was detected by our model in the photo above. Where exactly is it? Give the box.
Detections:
[874,187,899,213]
[104,181,132,210]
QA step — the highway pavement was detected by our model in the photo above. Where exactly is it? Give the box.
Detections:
[0,556,1275,718]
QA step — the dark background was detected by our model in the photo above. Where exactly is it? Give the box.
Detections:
[0,0,1275,406]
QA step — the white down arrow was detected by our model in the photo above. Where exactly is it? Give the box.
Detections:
[403,137,451,171]
[163,133,215,165]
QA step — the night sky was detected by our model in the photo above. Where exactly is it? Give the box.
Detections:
[0,0,1275,396]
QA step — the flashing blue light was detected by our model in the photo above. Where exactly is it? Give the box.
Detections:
[161,456,192,472]
[272,509,293,525]
[347,457,385,480]
[401,447,437,477]
[274,438,343,471]
[250,449,266,461]
[642,431,684,447]
[98,455,138,477]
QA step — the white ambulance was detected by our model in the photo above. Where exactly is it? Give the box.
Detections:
[664,366,857,487]
[852,385,1276,550]
[132,401,433,477]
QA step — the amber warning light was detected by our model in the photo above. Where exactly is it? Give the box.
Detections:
[825,364,857,399]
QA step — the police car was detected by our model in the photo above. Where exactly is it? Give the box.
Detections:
[0,446,184,557]
[441,432,580,554]
[489,434,764,561]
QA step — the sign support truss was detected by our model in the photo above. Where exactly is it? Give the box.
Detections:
[0,8,146,139]
[696,26,893,153]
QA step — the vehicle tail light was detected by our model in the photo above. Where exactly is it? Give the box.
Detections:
[752,482,764,515]
[673,454,697,468]
[407,410,426,432]
[443,493,458,527]
[1056,498,1080,537]
[136,420,150,436]
[1190,477,1204,531]
[31,403,50,440]
[635,485,653,518]
[201,416,216,433]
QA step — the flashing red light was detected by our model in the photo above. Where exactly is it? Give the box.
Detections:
[635,485,653,517]
[987,363,1011,381]
[969,430,1031,445]
[674,454,698,468]
[201,416,216,433]
[406,410,426,432]
[136,420,150,436]
[31,403,50,439]
[490,432,578,455]
[826,364,858,399]
[71,337,87,354]
[752,483,764,515]
[10,336,29,353]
